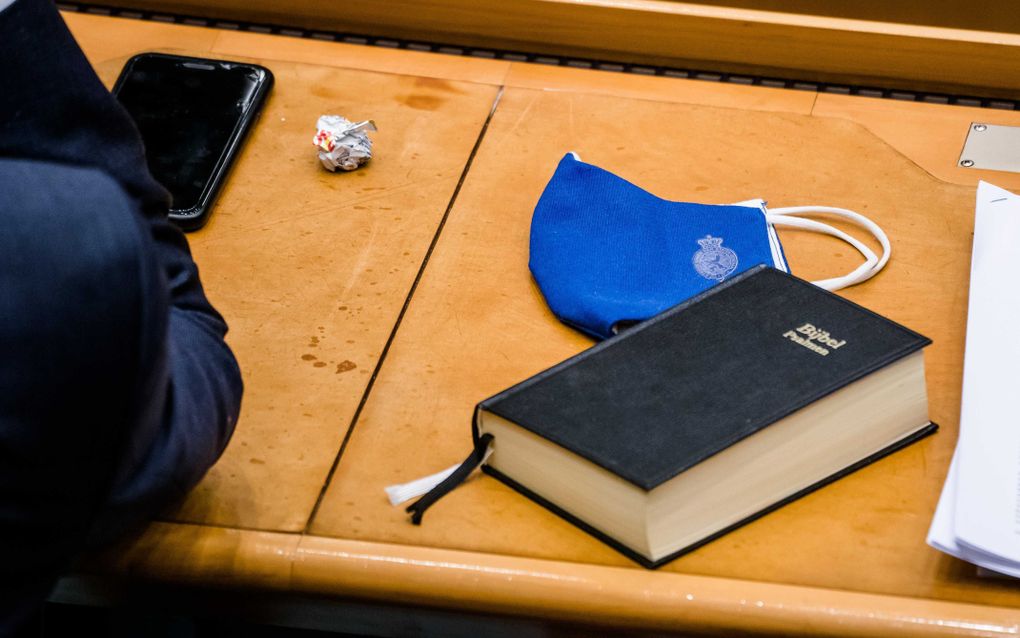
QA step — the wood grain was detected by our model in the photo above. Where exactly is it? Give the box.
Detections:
[210,30,510,85]
[504,62,816,114]
[89,55,499,531]
[310,85,1020,610]
[83,523,1020,636]
[812,95,1020,189]
[645,0,1020,34]
[66,13,1020,635]
[92,0,1020,95]
[63,12,219,67]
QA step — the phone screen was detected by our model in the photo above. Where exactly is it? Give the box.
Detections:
[114,55,268,215]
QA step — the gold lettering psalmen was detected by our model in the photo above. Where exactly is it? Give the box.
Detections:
[782,323,848,357]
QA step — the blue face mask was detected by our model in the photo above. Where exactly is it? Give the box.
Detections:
[530,153,889,339]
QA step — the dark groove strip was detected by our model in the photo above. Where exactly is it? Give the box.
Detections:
[303,87,506,530]
[60,1,1018,110]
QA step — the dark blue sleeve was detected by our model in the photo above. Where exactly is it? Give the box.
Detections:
[0,0,243,628]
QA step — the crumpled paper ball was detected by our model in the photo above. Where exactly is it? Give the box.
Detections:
[313,115,377,171]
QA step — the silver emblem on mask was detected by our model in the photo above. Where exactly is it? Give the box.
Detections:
[692,235,738,282]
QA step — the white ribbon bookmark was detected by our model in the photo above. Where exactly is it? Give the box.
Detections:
[385,446,494,506]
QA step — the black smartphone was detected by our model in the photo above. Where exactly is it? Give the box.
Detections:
[113,53,273,231]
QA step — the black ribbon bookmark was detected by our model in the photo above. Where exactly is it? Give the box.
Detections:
[406,433,494,525]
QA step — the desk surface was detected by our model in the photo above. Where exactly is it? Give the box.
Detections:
[67,10,1020,636]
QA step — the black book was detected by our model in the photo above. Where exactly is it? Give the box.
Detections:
[473,266,935,568]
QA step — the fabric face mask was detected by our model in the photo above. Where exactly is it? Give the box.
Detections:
[530,153,890,339]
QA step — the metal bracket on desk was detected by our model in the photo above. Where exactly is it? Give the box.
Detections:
[959,123,1020,173]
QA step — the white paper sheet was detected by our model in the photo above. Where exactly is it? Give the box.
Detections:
[928,451,1020,577]
[927,182,1020,575]
[953,182,1020,564]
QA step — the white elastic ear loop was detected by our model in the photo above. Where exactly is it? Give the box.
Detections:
[767,206,890,291]
[766,215,877,290]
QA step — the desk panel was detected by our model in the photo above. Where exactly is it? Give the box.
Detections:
[503,62,816,114]
[64,12,219,67]
[311,85,1020,609]
[813,94,1020,189]
[210,30,510,85]
[88,54,500,531]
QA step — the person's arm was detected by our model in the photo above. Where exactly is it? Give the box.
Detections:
[0,0,243,612]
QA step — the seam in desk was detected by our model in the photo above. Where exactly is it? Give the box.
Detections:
[302,85,507,533]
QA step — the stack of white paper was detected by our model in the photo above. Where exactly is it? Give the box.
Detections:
[927,182,1020,576]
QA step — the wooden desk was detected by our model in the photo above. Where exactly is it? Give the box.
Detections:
[95,0,1020,97]
[64,11,1020,636]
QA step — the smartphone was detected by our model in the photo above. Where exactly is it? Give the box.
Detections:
[113,53,273,231]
